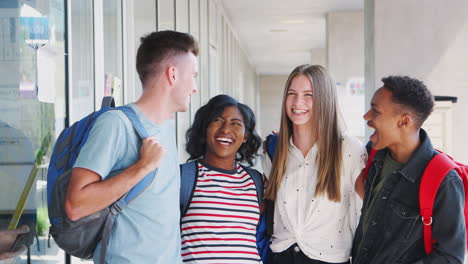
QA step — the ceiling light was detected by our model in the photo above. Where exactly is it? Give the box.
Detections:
[286,49,311,53]
[280,19,305,24]
[269,29,288,33]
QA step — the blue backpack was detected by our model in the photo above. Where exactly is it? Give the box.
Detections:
[180,161,271,263]
[47,99,155,263]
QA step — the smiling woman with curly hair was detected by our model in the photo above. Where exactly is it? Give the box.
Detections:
[185,94,261,166]
[180,94,264,263]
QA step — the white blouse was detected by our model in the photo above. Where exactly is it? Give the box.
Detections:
[262,133,367,263]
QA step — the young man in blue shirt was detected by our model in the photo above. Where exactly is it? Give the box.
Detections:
[65,30,199,264]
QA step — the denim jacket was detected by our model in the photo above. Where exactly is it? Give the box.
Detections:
[351,129,465,264]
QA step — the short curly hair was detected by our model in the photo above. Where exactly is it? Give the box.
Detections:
[382,76,434,128]
[185,94,262,166]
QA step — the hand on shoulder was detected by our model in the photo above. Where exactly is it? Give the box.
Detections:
[138,136,166,172]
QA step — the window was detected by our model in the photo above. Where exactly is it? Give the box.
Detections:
[103,0,124,106]
[69,0,94,123]
[0,0,66,262]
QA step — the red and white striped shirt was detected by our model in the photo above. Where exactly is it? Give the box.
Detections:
[181,161,261,263]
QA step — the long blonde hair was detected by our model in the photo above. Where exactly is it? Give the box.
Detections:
[265,65,343,202]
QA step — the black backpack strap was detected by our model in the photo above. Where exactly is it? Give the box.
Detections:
[242,165,263,205]
[180,161,198,217]
[101,96,115,108]
[265,199,275,236]
[264,134,278,236]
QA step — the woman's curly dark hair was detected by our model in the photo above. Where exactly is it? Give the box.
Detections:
[185,94,262,166]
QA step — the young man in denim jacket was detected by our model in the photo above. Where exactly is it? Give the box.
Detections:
[352,76,465,263]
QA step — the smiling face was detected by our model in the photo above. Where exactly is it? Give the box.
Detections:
[204,106,247,167]
[171,52,199,112]
[285,74,314,128]
[364,87,403,150]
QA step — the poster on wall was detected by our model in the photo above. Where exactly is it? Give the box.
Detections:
[20,17,49,42]
[337,77,366,138]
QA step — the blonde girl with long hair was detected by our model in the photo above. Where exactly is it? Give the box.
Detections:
[262,65,367,264]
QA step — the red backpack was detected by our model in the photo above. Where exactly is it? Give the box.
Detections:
[364,149,468,254]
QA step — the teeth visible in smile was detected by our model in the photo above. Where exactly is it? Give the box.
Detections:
[292,109,307,113]
[216,137,233,143]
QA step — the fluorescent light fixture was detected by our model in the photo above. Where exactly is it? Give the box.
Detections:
[280,19,305,24]
[286,49,311,53]
[270,29,288,33]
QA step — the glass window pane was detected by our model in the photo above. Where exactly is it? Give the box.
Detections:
[175,0,190,162]
[0,0,66,262]
[199,0,209,104]
[158,0,175,30]
[103,0,123,106]
[175,0,189,32]
[208,0,216,47]
[189,0,201,122]
[133,0,157,98]
[70,0,94,123]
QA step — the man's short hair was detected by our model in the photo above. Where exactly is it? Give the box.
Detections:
[382,76,434,128]
[136,30,199,85]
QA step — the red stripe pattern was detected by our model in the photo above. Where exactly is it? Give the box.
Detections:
[181,163,261,263]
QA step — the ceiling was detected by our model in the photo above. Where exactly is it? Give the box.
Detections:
[220,0,363,75]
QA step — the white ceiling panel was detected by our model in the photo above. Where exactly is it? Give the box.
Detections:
[220,0,363,75]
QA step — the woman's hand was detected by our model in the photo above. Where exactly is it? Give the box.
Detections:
[355,169,366,199]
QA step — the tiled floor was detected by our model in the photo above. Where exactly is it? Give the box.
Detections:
[9,236,468,263]
[15,236,91,264]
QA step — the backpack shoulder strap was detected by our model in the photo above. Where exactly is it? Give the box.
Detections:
[180,161,198,217]
[420,152,457,254]
[101,96,115,108]
[363,147,377,181]
[242,165,263,205]
[264,134,279,238]
[99,105,154,264]
[265,134,278,161]
[116,106,154,204]
[117,106,148,139]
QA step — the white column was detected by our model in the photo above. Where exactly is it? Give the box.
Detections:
[93,0,105,110]
[327,11,365,139]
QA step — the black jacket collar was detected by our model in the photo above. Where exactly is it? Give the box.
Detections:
[372,129,436,183]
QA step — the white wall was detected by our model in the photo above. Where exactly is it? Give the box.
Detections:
[310,48,327,68]
[258,75,288,138]
[366,0,468,162]
[327,11,365,140]
[327,12,364,87]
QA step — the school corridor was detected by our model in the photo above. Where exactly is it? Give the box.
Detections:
[1,0,467,263]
